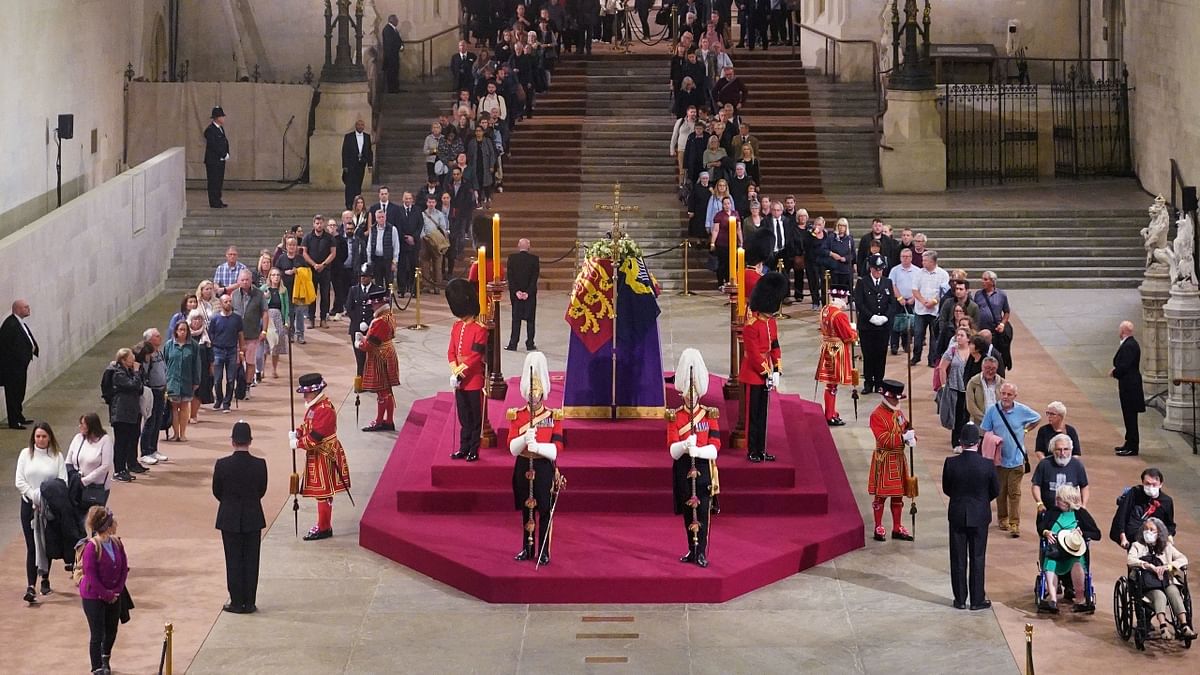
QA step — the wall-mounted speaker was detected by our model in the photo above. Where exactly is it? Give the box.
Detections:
[57,113,74,140]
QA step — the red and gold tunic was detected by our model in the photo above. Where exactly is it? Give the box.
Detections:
[297,393,351,499]
[448,318,489,391]
[505,406,564,511]
[742,268,763,319]
[868,401,913,498]
[667,406,721,514]
[815,304,858,385]
[738,312,780,386]
[362,306,400,392]
[467,260,503,283]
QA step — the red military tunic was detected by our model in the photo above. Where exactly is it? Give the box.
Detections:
[868,401,913,498]
[448,318,489,391]
[815,304,858,385]
[667,406,721,514]
[362,306,400,392]
[505,406,564,511]
[467,261,503,283]
[743,267,763,316]
[297,393,352,499]
[738,312,781,385]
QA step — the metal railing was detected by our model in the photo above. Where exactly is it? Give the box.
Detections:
[413,24,462,80]
[938,55,1124,86]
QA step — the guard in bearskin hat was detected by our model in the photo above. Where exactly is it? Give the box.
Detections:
[446,278,489,461]
[738,271,787,462]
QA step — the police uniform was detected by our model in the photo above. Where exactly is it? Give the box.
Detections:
[506,352,563,565]
[668,348,721,567]
[292,374,352,541]
[738,272,787,463]
[853,255,896,394]
[868,379,915,541]
[360,288,401,432]
[446,278,489,461]
[815,286,858,426]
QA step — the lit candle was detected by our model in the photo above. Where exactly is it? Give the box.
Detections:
[491,213,501,280]
[727,216,737,285]
[477,246,488,316]
[736,247,746,318]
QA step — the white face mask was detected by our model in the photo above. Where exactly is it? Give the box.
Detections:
[1053,455,1070,467]
[1144,485,1161,499]
[1144,531,1158,544]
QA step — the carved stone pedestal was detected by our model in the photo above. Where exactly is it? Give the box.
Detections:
[309,81,371,190]
[880,88,946,193]
[1139,268,1170,387]
[1163,288,1200,432]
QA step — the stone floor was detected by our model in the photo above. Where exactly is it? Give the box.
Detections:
[3,187,1198,674]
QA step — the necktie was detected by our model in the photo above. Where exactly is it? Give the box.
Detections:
[774,219,783,251]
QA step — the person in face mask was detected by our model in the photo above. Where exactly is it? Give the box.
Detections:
[1031,433,1090,516]
[1125,516,1195,639]
[1112,467,1177,550]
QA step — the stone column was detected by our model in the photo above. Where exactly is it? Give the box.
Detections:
[1163,287,1200,432]
[1139,268,1170,387]
[879,88,946,193]
[308,82,372,190]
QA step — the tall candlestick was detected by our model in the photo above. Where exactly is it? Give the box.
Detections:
[727,216,737,282]
[491,213,501,279]
[477,246,488,315]
[736,247,746,318]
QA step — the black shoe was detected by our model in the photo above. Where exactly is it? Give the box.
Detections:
[8,423,27,430]
[514,546,533,561]
[526,344,537,351]
[748,452,763,463]
[128,464,148,474]
[694,552,708,568]
[1037,599,1058,614]
[23,586,37,604]
[890,348,899,356]
[113,471,133,482]
[909,357,921,366]
[242,604,257,614]
[891,529,914,541]
[827,417,846,427]
[450,450,468,460]
[1072,602,1095,614]
[970,600,993,611]
[465,452,479,462]
[361,421,394,432]
[762,452,776,462]
[19,417,35,425]
[679,551,696,563]
[40,578,51,596]
[953,601,967,610]
[222,602,246,614]
[302,528,333,541]
[504,345,517,351]
[1116,449,1139,456]
[537,550,551,566]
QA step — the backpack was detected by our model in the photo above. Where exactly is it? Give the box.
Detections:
[1108,485,1134,544]
[72,537,97,586]
[100,364,116,404]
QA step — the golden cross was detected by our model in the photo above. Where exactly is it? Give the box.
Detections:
[593,183,639,241]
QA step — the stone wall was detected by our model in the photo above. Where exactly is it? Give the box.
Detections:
[0,0,166,240]
[0,148,186,415]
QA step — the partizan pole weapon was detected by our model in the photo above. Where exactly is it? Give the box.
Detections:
[906,316,917,538]
[287,330,299,537]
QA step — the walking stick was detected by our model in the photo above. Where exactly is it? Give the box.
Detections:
[287,330,299,537]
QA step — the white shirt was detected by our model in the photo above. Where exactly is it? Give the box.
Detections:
[982,376,999,410]
[355,131,365,153]
[15,446,67,504]
[67,432,115,490]
[17,316,35,349]
[913,265,950,316]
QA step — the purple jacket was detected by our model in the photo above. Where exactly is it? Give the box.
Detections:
[79,538,129,603]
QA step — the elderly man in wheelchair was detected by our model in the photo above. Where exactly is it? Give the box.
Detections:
[1119,516,1195,646]
[1036,484,1100,614]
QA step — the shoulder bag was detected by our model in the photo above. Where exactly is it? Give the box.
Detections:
[996,407,1031,473]
[1139,553,1168,590]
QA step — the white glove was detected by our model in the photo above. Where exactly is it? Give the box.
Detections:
[359,322,369,333]
[524,427,538,446]
[355,333,366,350]
[692,444,719,461]
[288,430,297,441]
[288,436,299,450]
[450,375,461,389]
[769,372,781,390]
[869,314,887,326]
[902,429,917,445]
[509,434,527,456]
[670,440,690,460]
[686,434,698,449]
[849,322,857,332]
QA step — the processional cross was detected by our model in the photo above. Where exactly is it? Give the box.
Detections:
[594,183,639,242]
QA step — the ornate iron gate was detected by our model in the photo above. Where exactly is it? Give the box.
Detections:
[941,84,1039,186]
[1051,64,1132,177]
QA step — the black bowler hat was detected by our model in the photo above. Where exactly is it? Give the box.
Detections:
[231,421,253,445]
[868,254,888,269]
[211,106,226,118]
[367,288,389,304]
[297,373,327,393]
[879,379,907,399]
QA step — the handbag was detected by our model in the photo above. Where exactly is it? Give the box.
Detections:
[704,252,719,272]
[892,309,914,335]
[434,159,449,176]
[996,406,1031,473]
[425,228,451,255]
[1139,554,1168,590]
[655,7,671,25]
[82,478,109,507]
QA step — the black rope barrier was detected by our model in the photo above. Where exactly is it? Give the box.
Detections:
[643,241,686,258]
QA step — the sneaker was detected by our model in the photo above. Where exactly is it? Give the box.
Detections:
[222,406,232,414]
[128,463,148,474]
[152,452,169,462]
[113,471,132,482]
[138,454,158,466]
[213,402,223,411]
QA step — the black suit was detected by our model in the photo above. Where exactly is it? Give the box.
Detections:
[213,449,268,611]
[395,204,423,295]
[341,130,374,209]
[1113,336,1145,453]
[0,314,38,426]
[942,449,1000,607]
[450,51,477,93]
[506,251,540,349]
[345,282,382,376]
[203,122,229,207]
[382,23,405,93]
[764,215,793,273]
[853,275,896,392]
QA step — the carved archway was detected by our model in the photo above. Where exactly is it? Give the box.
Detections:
[145,13,169,79]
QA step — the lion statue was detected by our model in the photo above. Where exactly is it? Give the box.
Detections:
[1173,212,1197,290]
[1143,195,1172,275]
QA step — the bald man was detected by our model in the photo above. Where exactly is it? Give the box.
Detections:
[0,300,38,429]
[1112,321,1145,456]
[341,119,373,209]
[505,238,539,351]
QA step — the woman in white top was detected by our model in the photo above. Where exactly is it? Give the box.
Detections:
[195,279,217,324]
[66,412,115,498]
[15,422,67,603]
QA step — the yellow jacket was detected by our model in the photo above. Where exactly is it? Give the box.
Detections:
[292,267,317,305]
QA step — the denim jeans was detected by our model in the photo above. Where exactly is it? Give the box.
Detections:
[289,304,309,340]
[139,387,165,455]
[212,346,238,407]
[911,313,939,364]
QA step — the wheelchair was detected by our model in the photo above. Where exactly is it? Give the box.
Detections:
[1033,539,1096,613]
[1114,566,1194,651]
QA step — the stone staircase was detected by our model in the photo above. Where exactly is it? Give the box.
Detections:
[375,80,455,190]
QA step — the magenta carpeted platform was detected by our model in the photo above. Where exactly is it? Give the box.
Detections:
[359,374,864,603]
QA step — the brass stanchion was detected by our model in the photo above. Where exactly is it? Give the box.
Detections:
[1024,623,1034,675]
[164,622,174,675]
[677,239,695,296]
[773,259,791,319]
[406,268,429,330]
